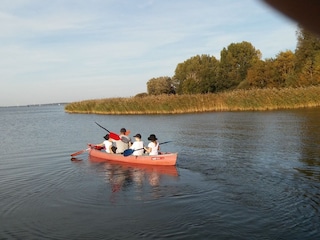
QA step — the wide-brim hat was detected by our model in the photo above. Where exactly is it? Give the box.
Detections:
[147,134,157,141]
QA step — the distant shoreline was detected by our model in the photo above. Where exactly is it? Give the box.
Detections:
[0,103,68,108]
[64,86,320,115]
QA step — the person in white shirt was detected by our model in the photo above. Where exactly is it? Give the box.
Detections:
[144,134,160,156]
[130,133,144,156]
[96,134,115,153]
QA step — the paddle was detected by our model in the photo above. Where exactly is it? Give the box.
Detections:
[70,147,90,157]
[70,143,105,157]
[94,122,130,143]
[94,122,121,140]
[123,141,172,157]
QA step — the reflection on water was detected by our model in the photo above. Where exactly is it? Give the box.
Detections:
[293,108,320,182]
[88,156,179,200]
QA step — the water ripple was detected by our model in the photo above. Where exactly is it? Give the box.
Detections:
[2,106,320,239]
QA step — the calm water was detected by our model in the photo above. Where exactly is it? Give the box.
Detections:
[1,105,320,239]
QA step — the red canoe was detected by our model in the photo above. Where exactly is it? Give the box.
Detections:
[89,156,179,177]
[88,147,178,166]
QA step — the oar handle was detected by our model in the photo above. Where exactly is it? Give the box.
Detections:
[95,122,110,133]
[159,141,172,145]
[95,122,121,141]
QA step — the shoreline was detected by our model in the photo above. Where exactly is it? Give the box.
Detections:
[64,86,320,115]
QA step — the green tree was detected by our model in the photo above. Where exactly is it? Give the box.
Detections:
[173,54,219,94]
[217,41,261,91]
[295,27,320,86]
[146,76,172,95]
[273,50,296,87]
[246,59,275,88]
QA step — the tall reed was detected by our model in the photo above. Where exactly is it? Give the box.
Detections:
[65,86,320,114]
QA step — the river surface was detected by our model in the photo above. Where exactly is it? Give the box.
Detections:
[1,105,320,239]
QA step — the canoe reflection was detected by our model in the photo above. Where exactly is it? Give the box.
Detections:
[89,155,179,192]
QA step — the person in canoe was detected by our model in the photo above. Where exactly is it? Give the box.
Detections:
[129,133,144,156]
[144,134,160,156]
[115,128,131,154]
[96,134,116,154]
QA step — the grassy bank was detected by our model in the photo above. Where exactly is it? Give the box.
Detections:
[65,86,320,114]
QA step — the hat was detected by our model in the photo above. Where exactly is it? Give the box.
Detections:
[103,134,109,140]
[120,128,126,133]
[147,134,157,141]
[133,133,141,139]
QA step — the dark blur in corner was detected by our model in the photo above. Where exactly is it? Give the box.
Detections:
[262,0,320,36]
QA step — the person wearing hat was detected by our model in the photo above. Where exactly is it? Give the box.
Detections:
[96,134,115,154]
[115,127,131,154]
[129,133,144,156]
[144,134,160,156]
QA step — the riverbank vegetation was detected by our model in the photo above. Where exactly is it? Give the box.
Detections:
[65,86,320,114]
[65,26,320,114]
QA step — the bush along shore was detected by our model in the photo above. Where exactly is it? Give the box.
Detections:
[64,86,320,115]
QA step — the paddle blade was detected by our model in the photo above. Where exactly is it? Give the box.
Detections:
[120,136,130,143]
[94,122,121,141]
[109,132,121,140]
[70,148,89,157]
[123,149,135,157]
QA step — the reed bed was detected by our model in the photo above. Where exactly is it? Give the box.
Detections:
[65,86,320,114]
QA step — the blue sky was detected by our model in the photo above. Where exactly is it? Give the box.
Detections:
[1,0,298,106]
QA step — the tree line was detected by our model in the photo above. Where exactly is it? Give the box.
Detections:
[145,26,320,96]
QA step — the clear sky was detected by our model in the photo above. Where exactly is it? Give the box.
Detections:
[1,0,298,107]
